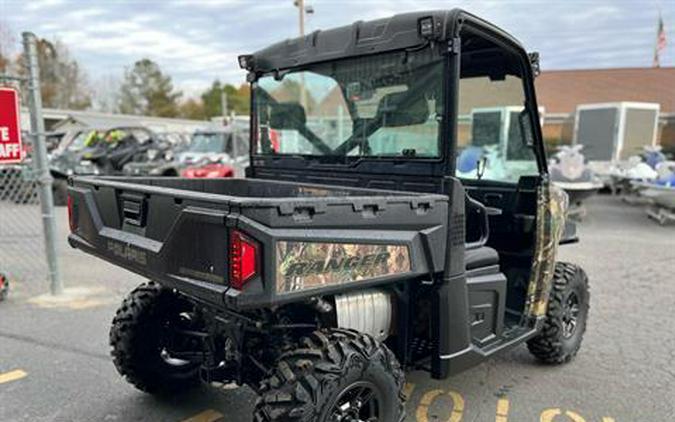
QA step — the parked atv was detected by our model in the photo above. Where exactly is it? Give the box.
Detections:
[50,129,105,205]
[178,127,250,177]
[180,160,235,178]
[121,132,190,177]
[68,10,589,422]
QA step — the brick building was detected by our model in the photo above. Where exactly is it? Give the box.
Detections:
[535,67,675,151]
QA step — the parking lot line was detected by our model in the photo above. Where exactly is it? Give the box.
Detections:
[496,397,510,422]
[416,389,464,422]
[180,409,224,422]
[404,382,416,399]
[540,408,586,422]
[0,369,27,384]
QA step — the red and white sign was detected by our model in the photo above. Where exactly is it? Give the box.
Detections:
[0,87,23,164]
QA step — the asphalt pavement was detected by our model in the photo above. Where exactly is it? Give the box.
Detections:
[0,194,674,421]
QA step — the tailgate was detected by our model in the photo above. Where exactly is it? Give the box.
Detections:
[68,177,233,305]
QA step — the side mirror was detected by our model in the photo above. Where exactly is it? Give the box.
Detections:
[518,110,535,148]
[269,102,307,130]
[376,91,429,127]
[528,52,541,77]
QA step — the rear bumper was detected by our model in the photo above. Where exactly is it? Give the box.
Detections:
[68,233,229,307]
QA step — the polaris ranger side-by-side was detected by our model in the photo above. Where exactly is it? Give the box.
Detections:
[67,10,589,421]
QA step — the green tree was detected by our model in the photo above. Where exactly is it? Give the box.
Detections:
[200,80,250,117]
[119,58,181,117]
[15,37,92,109]
[178,98,206,120]
[224,83,250,115]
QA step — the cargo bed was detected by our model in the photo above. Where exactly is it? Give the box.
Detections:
[68,177,449,308]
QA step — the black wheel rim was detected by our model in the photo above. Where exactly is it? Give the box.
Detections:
[330,381,382,422]
[562,292,580,339]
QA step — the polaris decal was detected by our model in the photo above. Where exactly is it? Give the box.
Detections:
[276,241,411,293]
[107,240,147,266]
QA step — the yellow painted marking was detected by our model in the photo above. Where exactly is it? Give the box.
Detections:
[602,418,616,422]
[0,369,27,384]
[403,382,416,399]
[495,397,509,422]
[416,389,444,421]
[416,389,464,422]
[540,408,586,422]
[180,409,224,422]
[447,390,465,421]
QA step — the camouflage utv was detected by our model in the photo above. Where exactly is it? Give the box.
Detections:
[68,9,589,421]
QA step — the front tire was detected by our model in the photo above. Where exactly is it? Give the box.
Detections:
[527,262,590,364]
[109,281,201,395]
[254,329,405,422]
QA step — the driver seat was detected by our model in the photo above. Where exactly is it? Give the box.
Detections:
[464,193,501,272]
[465,246,499,271]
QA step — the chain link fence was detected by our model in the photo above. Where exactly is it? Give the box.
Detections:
[1,32,61,294]
[0,162,48,284]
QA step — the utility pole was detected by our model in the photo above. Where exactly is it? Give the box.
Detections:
[22,32,62,296]
[296,0,305,37]
[221,90,228,124]
[293,0,313,109]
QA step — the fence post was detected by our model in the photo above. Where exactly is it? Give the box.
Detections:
[22,32,63,296]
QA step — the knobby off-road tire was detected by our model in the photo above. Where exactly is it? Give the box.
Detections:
[527,262,590,364]
[109,281,201,395]
[253,329,405,422]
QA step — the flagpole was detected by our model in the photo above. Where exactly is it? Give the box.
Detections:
[653,8,663,68]
[652,6,667,68]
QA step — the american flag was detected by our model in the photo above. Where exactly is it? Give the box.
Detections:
[653,14,667,67]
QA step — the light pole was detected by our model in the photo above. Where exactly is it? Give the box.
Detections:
[293,0,313,108]
[293,0,314,37]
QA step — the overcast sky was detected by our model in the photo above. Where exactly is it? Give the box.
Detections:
[1,0,673,95]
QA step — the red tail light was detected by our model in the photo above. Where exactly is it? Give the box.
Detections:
[67,194,76,232]
[229,230,258,290]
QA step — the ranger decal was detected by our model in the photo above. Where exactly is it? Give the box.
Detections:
[276,242,411,294]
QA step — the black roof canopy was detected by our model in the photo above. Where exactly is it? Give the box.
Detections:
[247,9,527,75]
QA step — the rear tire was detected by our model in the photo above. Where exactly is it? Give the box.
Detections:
[253,329,405,422]
[109,281,201,395]
[527,262,590,364]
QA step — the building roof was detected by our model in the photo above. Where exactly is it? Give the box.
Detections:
[20,107,211,133]
[535,67,675,114]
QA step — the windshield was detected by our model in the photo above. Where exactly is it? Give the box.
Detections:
[67,132,89,151]
[253,47,444,160]
[188,133,230,153]
[67,130,103,152]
